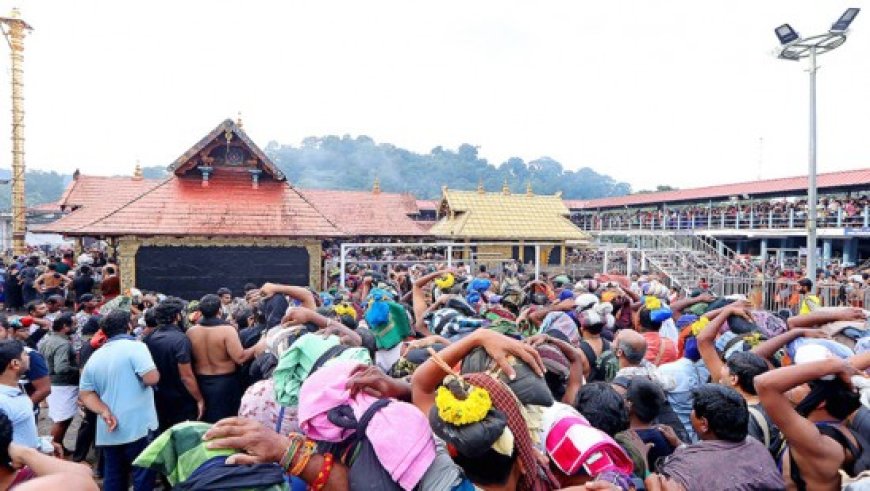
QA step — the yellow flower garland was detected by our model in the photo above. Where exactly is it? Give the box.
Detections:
[644,296,662,311]
[690,317,710,336]
[435,385,492,426]
[334,303,356,320]
[434,273,455,290]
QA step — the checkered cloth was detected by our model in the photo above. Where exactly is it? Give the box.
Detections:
[464,373,558,491]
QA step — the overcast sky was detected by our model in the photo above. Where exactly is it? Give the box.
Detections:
[0,1,867,191]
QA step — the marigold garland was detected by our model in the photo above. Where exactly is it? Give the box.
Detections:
[743,332,762,348]
[690,317,710,336]
[435,273,455,290]
[334,303,356,320]
[435,385,492,426]
[644,296,662,311]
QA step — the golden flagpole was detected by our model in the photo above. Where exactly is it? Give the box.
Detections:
[0,8,31,256]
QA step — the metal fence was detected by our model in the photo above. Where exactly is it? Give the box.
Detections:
[573,206,870,232]
[715,276,870,313]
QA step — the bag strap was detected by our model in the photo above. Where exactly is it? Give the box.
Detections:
[275,406,286,434]
[310,344,348,374]
[354,399,391,445]
[818,423,862,476]
[747,406,770,448]
[579,341,598,366]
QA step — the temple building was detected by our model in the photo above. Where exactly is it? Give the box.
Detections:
[35,119,341,299]
[429,183,590,265]
[34,118,590,298]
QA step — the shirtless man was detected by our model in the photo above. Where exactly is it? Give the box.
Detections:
[756,357,864,490]
[186,294,263,423]
[34,264,70,300]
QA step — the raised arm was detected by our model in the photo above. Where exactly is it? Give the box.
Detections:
[695,304,741,381]
[755,359,848,465]
[669,293,715,316]
[787,307,866,330]
[411,329,544,416]
[412,270,447,334]
[260,283,316,310]
[750,328,826,362]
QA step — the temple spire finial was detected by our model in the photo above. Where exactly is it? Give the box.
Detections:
[236,111,243,129]
[502,178,510,195]
[526,181,533,196]
[477,179,484,194]
[373,177,381,194]
[133,160,143,180]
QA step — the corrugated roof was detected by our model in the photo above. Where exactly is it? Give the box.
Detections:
[35,171,342,237]
[429,189,589,241]
[566,167,870,210]
[302,189,426,236]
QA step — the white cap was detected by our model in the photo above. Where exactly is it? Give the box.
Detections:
[793,343,836,380]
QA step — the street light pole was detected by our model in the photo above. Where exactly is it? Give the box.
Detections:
[774,8,860,291]
[807,46,817,282]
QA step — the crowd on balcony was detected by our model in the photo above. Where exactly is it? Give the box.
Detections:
[574,195,870,231]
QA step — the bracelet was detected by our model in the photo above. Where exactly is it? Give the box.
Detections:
[312,452,334,490]
[289,440,316,476]
[280,433,305,473]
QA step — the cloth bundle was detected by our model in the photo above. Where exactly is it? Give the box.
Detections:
[460,347,554,407]
[540,312,581,347]
[466,278,492,305]
[133,422,287,490]
[298,361,436,491]
[364,289,412,350]
[273,333,371,407]
[426,308,483,339]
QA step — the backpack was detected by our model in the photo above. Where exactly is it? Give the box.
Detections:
[579,339,618,382]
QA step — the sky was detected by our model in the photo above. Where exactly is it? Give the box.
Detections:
[0,0,867,191]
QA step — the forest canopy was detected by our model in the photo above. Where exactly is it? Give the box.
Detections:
[2,134,633,209]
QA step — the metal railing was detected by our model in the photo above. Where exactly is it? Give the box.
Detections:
[573,205,870,232]
[714,276,870,313]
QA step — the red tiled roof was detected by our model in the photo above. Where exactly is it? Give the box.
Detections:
[415,200,438,211]
[57,175,160,211]
[28,202,62,213]
[302,189,425,236]
[36,176,162,233]
[565,167,870,210]
[36,171,342,237]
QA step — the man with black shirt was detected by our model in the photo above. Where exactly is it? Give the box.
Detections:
[144,298,204,432]
[72,266,95,303]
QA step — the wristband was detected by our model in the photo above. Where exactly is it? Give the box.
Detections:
[290,440,316,476]
[312,452,334,490]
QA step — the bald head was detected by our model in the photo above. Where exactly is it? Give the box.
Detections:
[616,329,647,366]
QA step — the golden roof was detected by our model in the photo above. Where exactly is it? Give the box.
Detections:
[429,189,590,241]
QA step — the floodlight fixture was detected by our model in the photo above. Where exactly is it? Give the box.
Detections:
[775,23,800,45]
[831,8,860,33]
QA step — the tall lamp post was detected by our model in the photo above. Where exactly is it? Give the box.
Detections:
[774,8,859,288]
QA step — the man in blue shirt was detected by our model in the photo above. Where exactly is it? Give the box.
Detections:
[80,309,160,491]
[0,339,40,449]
